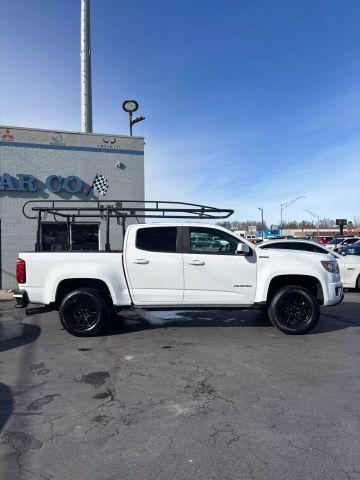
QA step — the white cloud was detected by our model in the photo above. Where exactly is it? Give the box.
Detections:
[145,131,360,224]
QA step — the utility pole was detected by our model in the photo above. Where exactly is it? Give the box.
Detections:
[280,195,305,234]
[80,0,93,132]
[303,209,320,237]
[258,207,264,240]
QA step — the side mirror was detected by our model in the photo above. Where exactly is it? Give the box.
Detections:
[236,243,250,255]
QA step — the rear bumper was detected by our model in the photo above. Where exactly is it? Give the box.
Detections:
[13,289,29,308]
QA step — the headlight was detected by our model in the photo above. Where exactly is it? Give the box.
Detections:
[321,260,339,274]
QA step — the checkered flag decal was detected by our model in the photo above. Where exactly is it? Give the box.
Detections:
[91,173,109,197]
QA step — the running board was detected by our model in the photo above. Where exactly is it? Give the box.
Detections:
[25,306,54,316]
[132,304,257,310]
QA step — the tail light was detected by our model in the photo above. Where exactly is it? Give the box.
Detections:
[16,258,26,283]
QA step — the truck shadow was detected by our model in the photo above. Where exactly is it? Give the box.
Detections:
[0,383,13,432]
[102,310,275,336]
[101,304,360,336]
[0,322,41,353]
[0,316,43,435]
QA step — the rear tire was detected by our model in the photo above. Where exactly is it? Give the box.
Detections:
[59,288,108,336]
[268,285,320,335]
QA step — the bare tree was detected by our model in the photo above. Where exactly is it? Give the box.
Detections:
[217,220,267,231]
[217,217,354,231]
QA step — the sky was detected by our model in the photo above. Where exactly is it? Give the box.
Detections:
[0,0,359,225]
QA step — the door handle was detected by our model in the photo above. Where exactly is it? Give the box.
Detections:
[188,260,205,266]
[132,259,150,264]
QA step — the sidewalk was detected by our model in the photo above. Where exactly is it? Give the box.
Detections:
[0,290,13,301]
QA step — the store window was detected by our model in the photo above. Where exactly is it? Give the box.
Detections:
[41,223,99,252]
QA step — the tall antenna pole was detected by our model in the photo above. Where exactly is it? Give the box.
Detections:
[80,0,93,132]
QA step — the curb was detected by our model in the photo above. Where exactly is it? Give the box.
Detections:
[0,290,13,301]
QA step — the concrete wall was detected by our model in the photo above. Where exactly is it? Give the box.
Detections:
[0,126,144,288]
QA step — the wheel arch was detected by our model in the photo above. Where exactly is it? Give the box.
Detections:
[55,278,113,309]
[266,274,324,305]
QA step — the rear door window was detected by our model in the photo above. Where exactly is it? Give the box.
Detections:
[136,227,178,252]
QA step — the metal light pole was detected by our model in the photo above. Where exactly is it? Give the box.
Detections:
[280,196,305,234]
[80,0,93,132]
[303,209,320,237]
[258,207,264,240]
[122,100,145,136]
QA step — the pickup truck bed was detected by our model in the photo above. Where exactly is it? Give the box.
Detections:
[17,252,131,307]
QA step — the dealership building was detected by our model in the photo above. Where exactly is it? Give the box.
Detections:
[0,125,144,288]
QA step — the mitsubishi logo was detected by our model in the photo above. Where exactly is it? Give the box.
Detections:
[2,128,14,141]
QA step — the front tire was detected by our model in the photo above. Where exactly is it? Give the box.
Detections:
[59,288,108,336]
[268,286,320,335]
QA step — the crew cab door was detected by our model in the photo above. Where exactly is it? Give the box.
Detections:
[124,226,183,304]
[182,226,257,305]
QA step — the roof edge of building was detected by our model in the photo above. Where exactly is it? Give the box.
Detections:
[0,124,144,141]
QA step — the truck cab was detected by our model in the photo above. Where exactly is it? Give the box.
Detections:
[124,224,257,306]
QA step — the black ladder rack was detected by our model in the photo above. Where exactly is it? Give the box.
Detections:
[22,199,234,252]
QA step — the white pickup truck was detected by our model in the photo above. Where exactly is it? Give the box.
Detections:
[14,223,343,336]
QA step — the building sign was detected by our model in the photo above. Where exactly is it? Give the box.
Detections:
[50,133,65,145]
[97,137,129,150]
[0,173,91,194]
[1,128,14,141]
[335,219,347,226]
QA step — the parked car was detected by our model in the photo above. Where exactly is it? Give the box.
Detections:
[338,244,360,256]
[339,237,359,249]
[259,240,360,290]
[263,236,285,241]
[327,237,359,252]
[245,234,257,244]
[314,236,333,245]
[297,236,313,241]
[14,223,343,337]
[259,239,327,254]
[326,238,345,251]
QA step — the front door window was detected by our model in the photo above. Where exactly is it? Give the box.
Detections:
[190,227,239,255]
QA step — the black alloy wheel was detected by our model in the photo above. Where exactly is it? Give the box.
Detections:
[268,286,320,335]
[59,288,108,336]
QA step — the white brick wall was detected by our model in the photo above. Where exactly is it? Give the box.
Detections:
[0,126,144,288]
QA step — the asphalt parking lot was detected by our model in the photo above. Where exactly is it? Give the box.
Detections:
[0,293,359,480]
